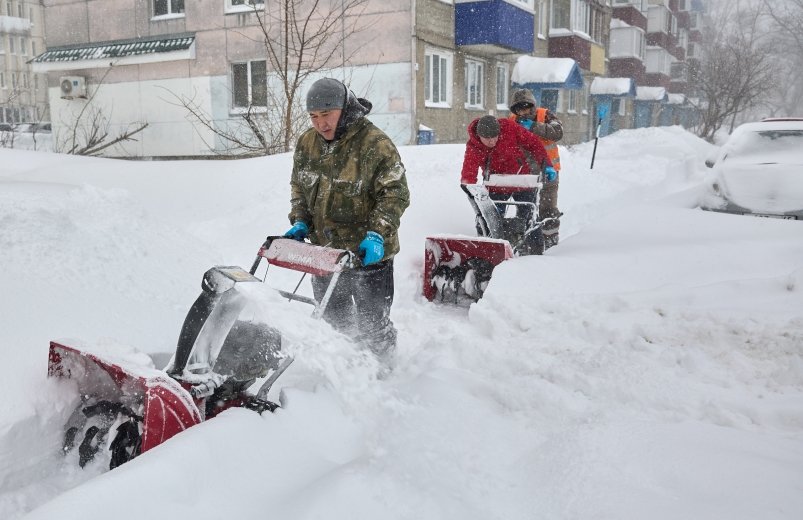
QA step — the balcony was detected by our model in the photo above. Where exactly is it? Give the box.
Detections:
[646,47,672,76]
[0,15,32,34]
[455,0,534,55]
[610,25,645,60]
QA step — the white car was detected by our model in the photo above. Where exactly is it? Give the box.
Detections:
[702,119,803,220]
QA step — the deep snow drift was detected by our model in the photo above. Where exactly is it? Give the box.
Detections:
[1,126,802,519]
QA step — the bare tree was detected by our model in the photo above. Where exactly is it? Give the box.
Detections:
[0,88,23,149]
[171,0,372,157]
[56,68,149,156]
[693,0,776,141]
[761,0,803,117]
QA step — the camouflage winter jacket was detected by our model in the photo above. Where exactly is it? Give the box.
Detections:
[289,117,409,260]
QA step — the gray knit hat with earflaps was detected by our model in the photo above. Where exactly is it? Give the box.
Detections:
[510,89,537,112]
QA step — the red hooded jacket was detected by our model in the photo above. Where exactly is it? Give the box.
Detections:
[460,117,553,185]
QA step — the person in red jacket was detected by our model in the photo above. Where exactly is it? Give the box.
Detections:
[460,115,556,223]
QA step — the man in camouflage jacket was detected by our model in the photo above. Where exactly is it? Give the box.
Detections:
[285,78,410,363]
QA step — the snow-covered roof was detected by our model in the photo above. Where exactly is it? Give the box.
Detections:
[590,77,636,97]
[511,56,584,90]
[610,19,633,29]
[667,94,686,105]
[636,86,668,101]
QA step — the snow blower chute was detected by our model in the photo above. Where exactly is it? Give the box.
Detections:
[424,174,547,304]
[49,237,358,470]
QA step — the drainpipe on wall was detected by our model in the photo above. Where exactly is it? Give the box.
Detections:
[410,0,417,145]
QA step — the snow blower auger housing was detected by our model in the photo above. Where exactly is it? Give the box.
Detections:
[49,237,357,470]
[424,175,546,304]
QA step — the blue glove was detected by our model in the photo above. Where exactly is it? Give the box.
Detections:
[358,231,384,266]
[283,221,308,241]
[519,118,534,130]
[544,166,557,182]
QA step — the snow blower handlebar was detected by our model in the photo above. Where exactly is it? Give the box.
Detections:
[251,236,358,277]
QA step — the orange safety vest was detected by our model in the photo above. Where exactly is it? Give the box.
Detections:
[507,109,562,172]
[535,107,561,172]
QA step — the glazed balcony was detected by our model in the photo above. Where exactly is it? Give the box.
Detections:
[455,0,535,55]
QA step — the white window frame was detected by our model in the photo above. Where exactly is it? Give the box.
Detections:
[424,48,453,108]
[557,89,565,113]
[568,89,578,114]
[465,58,485,109]
[225,0,264,13]
[495,62,509,110]
[152,0,185,19]
[537,0,548,39]
[231,59,268,111]
[550,0,592,36]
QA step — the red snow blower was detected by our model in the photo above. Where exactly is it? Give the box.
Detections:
[49,237,358,470]
[423,175,547,304]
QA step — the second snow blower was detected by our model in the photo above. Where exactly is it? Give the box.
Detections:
[424,174,548,304]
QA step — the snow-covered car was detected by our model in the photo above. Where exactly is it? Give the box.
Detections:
[702,119,803,220]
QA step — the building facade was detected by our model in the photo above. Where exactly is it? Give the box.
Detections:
[28,0,705,157]
[0,0,48,127]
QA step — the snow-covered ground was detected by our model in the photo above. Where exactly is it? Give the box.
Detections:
[1,126,802,519]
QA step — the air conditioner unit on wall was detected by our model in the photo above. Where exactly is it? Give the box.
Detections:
[59,76,87,100]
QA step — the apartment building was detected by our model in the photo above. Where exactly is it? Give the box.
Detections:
[607,0,706,132]
[28,0,705,156]
[0,0,48,126]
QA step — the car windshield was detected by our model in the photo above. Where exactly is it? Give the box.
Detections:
[723,129,803,163]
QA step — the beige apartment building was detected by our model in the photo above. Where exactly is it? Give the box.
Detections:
[31,0,573,157]
[21,1,705,157]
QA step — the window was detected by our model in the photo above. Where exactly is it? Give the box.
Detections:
[0,36,4,54]
[31,40,35,56]
[9,36,15,54]
[20,37,26,56]
[22,73,28,89]
[0,72,5,89]
[568,90,578,113]
[496,63,509,109]
[11,72,17,89]
[231,60,267,108]
[153,0,184,17]
[612,98,626,116]
[465,58,484,109]
[551,0,592,34]
[424,48,452,107]
[542,89,559,112]
[551,0,570,29]
[537,0,548,38]
[508,0,535,8]
[227,0,264,10]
